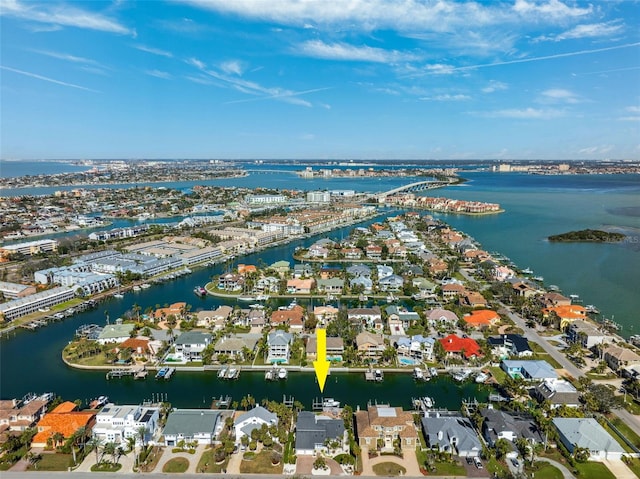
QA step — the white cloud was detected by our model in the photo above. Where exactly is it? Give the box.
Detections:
[482,107,565,119]
[297,40,419,63]
[626,106,640,114]
[540,88,580,103]
[0,0,134,35]
[482,80,508,93]
[134,45,173,58]
[421,63,456,75]
[185,57,206,70]
[0,65,99,92]
[578,145,614,154]
[421,94,471,101]
[145,70,172,80]
[30,49,102,66]
[535,21,624,42]
[220,60,245,76]
[512,0,592,19]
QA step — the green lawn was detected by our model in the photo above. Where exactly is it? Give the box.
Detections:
[573,461,616,479]
[90,462,122,472]
[197,447,229,473]
[609,416,640,449]
[487,457,509,477]
[372,462,406,476]
[239,450,283,474]
[27,453,73,471]
[527,461,563,479]
[488,366,507,383]
[432,461,466,475]
[162,457,189,473]
[600,421,635,453]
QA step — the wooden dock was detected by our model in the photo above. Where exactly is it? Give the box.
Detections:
[106,367,147,380]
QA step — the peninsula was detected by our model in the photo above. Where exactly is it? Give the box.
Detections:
[548,229,625,243]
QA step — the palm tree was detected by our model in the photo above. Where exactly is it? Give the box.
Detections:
[102,441,117,464]
[88,436,104,464]
[25,451,42,470]
[51,431,65,449]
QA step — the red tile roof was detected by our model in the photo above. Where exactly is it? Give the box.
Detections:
[439,334,483,358]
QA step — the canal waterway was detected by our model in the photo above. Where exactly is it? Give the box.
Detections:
[0,216,488,409]
[1,165,638,406]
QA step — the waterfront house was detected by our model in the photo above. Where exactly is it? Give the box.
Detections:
[270,305,305,327]
[97,323,135,345]
[286,278,315,294]
[365,245,383,260]
[463,309,500,328]
[540,292,571,308]
[0,394,51,432]
[426,308,459,328]
[543,305,587,329]
[119,337,156,362]
[295,411,347,456]
[346,264,371,278]
[439,334,483,360]
[267,330,293,363]
[378,274,404,292]
[395,335,435,362]
[355,331,385,359]
[217,273,244,292]
[355,405,417,450]
[427,258,448,276]
[313,305,339,325]
[248,309,266,327]
[293,263,313,278]
[342,247,363,259]
[420,413,482,458]
[306,336,344,361]
[93,403,160,446]
[566,320,613,349]
[348,307,382,330]
[376,264,394,279]
[349,276,373,294]
[213,334,258,360]
[493,265,515,281]
[308,244,329,259]
[412,277,437,295]
[480,408,542,447]
[152,302,187,322]
[234,406,278,443]
[501,360,557,381]
[552,418,625,460]
[269,260,291,276]
[511,281,538,298]
[487,334,533,359]
[316,278,344,295]
[163,409,225,446]
[532,379,580,409]
[31,402,96,448]
[196,305,233,328]
[174,331,212,362]
[603,344,640,374]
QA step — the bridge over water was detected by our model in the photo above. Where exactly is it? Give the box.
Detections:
[375,179,451,201]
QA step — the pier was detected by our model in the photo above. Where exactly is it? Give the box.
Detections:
[106,367,147,380]
[365,368,384,382]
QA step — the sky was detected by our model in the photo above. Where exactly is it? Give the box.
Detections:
[1,0,639,160]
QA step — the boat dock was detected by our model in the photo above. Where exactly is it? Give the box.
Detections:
[107,367,147,380]
[220,367,240,380]
[211,395,233,409]
[265,366,287,381]
[365,368,384,382]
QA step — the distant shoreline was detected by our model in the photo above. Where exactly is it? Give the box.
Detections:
[548,229,626,243]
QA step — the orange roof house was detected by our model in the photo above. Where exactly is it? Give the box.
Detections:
[270,305,305,326]
[439,334,483,359]
[237,264,257,275]
[32,402,96,448]
[152,302,187,321]
[463,309,500,328]
[543,305,587,329]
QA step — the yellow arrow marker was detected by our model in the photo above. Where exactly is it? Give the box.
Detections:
[313,328,330,392]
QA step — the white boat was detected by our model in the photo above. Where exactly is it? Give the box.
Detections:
[451,369,472,382]
[413,367,424,380]
[265,369,273,381]
[278,368,288,380]
[429,367,438,377]
[237,295,256,302]
[548,284,560,291]
[113,293,124,299]
[374,369,384,382]
[255,294,270,301]
[475,372,489,383]
[533,276,544,282]
[569,294,580,299]
[522,267,533,274]
[133,285,141,292]
[422,397,434,408]
[585,305,600,314]
[323,398,340,408]
[140,283,151,289]
[89,395,109,409]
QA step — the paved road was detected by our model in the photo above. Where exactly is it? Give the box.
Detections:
[4,473,458,479]
[537,458,576,478]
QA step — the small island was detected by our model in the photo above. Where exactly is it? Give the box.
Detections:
[548,229,625,243]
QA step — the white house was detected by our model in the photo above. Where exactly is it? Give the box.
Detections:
[93,403,160,446]
[233,406,278,443]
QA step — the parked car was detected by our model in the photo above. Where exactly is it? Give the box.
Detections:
[474,457,483,469]
[511,458,519,467]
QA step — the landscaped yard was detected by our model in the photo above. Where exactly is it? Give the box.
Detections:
[431,461,466,475]
[162,457,189,473]
[197,447,230,473]
[27,453,73,471]
[239,450,283,474]
[573,461,615,479]
[527,461,563,479]
[622,457,640,478]
[372,461,406,476]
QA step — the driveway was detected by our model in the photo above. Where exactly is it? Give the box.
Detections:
[360,447,421,477]
[603,458,637,479]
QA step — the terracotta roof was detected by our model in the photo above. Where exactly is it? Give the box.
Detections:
[32,407,95,446]
[355,406,417,440]
[439,334,483,358]
[120,337,150,352]
[464,309,499,326]
[51,402,78,414]
[270,305,305,324]
[546,305,586,319]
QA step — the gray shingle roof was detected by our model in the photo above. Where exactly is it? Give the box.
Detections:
[295,411,344,451]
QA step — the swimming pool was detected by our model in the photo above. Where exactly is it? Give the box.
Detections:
[398,357,418,366]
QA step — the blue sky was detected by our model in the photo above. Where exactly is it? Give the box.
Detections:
[1,0,639,160]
